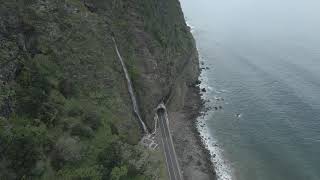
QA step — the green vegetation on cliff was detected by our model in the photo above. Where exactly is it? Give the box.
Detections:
[0,0,197,179]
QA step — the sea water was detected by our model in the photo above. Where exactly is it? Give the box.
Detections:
[180,0,320,179]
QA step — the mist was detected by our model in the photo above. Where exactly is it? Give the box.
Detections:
[180,0,320,180]
[181,0,320,44]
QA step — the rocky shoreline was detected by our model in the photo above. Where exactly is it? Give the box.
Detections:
[168,83,217,180]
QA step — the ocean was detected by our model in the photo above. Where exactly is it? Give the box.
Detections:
[180,0,320,179]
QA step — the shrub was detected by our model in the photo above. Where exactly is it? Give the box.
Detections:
[58,79,77,98]
[110,166,128,180]
[83,111,101,130]
[61,117,78,131]
[67,103,83,117]
[38,102,60,127]
[58,166,102,180]
[71,123,94,138]
[15,64,51,117]
[110,122,119,135]
[0,124,49,178]
[127,61,140,83]
[51,137,82,170]
[98,142,122,179]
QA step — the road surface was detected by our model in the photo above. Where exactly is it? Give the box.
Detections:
[157,108,183,180]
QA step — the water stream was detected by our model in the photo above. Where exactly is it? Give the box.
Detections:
[112,37,149,134]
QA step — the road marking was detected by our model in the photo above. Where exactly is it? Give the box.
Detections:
[159,113,182,180]
[159,114,176,179]
[159,120,173,180]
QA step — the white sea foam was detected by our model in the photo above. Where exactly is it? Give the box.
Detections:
[183,19,232,179]
[197,61,235,180]
[186,21,195,33]
[196,114,234,180]
[188,23,234,180]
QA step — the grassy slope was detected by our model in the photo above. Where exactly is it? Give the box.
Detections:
[0,0,166,179]
[0,0,197,179]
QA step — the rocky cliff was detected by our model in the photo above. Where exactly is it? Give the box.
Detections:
[0,0,201,179]
[111,0,200,127]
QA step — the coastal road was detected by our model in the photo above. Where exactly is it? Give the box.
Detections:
[113,37,182,178]
[157,108,183,180]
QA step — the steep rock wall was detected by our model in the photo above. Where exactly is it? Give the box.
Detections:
[110,0,200,129]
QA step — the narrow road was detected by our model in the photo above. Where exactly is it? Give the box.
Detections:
[157,108,183,180]
[113,37,182,179]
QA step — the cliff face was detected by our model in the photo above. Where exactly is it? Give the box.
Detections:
[0,0,199,179]
[111,0,200,128]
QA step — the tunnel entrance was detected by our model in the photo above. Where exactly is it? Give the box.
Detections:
[157,108,165,115]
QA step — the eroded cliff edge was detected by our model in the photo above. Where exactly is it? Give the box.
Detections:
[0,0,215,179]
[112,1,216,179]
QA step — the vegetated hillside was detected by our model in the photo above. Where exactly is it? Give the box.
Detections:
[0,0,199,179]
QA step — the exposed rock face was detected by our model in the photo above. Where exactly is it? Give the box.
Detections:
[110,1,215,179]
[110,0,200,128]
[0,4,22,119]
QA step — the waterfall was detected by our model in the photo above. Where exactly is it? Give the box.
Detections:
[112,37,149,134]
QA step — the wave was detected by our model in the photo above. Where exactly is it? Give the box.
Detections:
[197,115,234,180]
[198,75,235,180]
[186,21,195,33]
[187,18,234,180]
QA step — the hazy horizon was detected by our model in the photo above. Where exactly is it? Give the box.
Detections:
[181,0,320,179]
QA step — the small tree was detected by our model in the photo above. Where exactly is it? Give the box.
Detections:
[0,125,49,178]
[110,166,128,180]
[98,142,122,179]
[58,79,77,98]
[83,111,101,130]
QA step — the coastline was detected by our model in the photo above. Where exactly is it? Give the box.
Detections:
[196,66,234,180]
[168,82,217,180]
[182,18,234,180]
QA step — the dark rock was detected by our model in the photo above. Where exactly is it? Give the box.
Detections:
[197,160,202,166]
[0,97,13,119]
[83,0,97,12]
[201,88,206,92]
[195,80,201,85]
